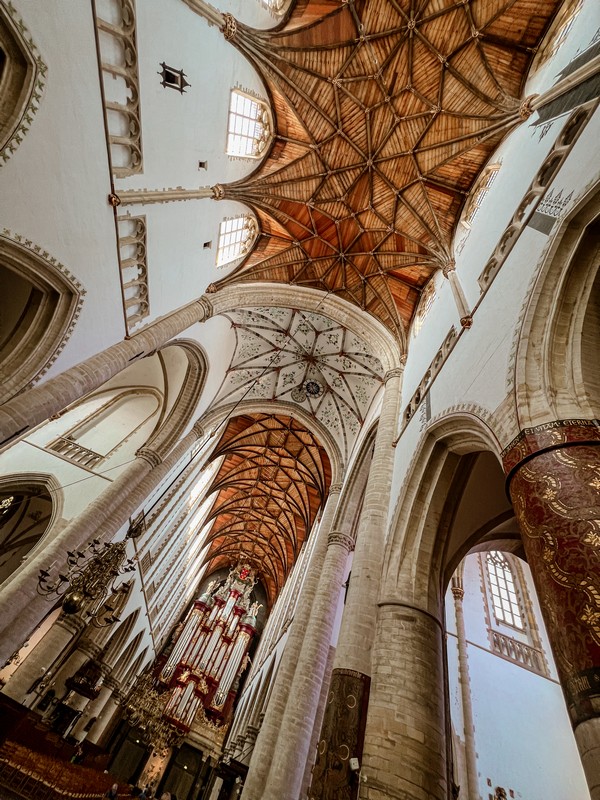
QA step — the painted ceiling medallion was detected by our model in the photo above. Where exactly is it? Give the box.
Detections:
[214,307,385,461]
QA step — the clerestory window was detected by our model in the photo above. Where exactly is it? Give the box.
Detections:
[216,215,257,267]
[412,281,436,336]
[226,89,271,158]
[486,551,524,629]
[462,163,501,228]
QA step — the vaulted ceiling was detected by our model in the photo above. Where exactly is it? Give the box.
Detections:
[201,414,331,605]
[214,0,559,340]
[212,306,385,461]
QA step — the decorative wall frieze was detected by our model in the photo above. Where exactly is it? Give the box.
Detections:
[478,102,597,291]
[400,327,457,433]
[0,2,47,167]
[117,215,149,333]
[501,418,600,473]
[94,0,143,177]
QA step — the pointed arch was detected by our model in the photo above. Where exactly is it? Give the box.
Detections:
[0,3,46,164]
[514,185,600,427]
[0,232,84,404]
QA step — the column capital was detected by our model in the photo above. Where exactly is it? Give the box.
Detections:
[135,447,162,468]
[328,482,343,495]
[192,421,205,439]
[327,530,354,552]
[441,258,456,278]
[451,586,464,601]
[212,183,225,200]
[77,639,102,660]
[384,366,404,383]
[198,295,214,319]
[56,613,86,637]
[502,418,600,476]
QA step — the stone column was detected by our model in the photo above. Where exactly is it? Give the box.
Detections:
[0,297,211,449]
[451,579,480,800]
[360,603,447,800]
[0,424,204,664]
[71,675,113,740]
[442,261,472,329]
[503,419,600,800]
[263,531,354,800]
[310,367,403,799]
[86,676,122,745]
[50,639,102,701]
[241,483,343,800]
[301,646,335,800]
[2,614,84,703]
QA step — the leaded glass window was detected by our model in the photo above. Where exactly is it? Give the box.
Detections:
[216,216,257,267]
[226,90,271,158]
[486,551,524,629]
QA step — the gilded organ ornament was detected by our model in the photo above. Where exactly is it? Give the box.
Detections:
[159,563,259,734]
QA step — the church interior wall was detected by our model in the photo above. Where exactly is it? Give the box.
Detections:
[1,0,599,798]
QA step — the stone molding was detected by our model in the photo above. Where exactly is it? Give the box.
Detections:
[0,230,85,402]
[94,0,143,177]
[0,1,47,167]
[135,447,162,468]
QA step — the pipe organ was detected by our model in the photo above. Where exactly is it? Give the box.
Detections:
[160,563,260,732]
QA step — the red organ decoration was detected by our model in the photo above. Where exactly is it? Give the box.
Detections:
[159,563,260,733]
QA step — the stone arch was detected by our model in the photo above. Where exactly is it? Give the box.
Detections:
[0,4,46,164]
[0,472,64,588]
[513,185,600,428]
[383,410,502,612]
[0,232,84,404]
[100,609,141,667]
[143,338,208,459]
[111,630,145,684]
[208,282,404,371]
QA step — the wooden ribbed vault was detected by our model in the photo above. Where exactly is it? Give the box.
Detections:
[213,0,559,339]
[201,414,331,605]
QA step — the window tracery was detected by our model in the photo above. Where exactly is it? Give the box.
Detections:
[486,551,523,629]
[412,281,436,337]
[216,215,257,267]
[461,163,501,228]
[226,89,271,159]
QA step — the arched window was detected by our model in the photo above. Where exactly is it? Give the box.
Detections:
[485,551,523,629]
[412,280,436,337]
[226,89,272,158]
[216,215,258,267]
[461,163,501,229]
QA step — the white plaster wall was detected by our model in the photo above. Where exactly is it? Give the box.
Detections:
[120,0,271,193]
[525,0,600,98]
[3,1,125,377]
